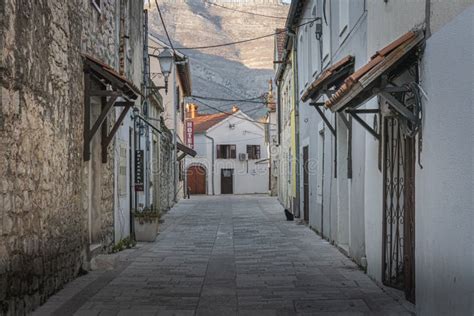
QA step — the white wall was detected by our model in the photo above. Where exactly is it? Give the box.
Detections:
[364,0,426,283]
[416,6,474,315]
[185,111,269,195]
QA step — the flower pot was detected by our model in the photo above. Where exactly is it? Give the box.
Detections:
[134,217,159,242]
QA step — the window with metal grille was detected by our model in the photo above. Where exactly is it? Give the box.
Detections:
[247,145,261,160]
[216,144,236,159]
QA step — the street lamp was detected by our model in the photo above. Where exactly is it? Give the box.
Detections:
[154,48,173,94]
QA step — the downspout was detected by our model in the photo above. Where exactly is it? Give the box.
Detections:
[292,33,301,218]
[277,79,282,145]
[205,133,215,195]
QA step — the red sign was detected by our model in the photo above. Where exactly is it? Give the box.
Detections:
[185,121,194,149]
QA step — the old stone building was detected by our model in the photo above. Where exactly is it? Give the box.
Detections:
[0,0,144,314]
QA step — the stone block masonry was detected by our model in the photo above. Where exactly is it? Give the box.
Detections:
[0,0,141,314]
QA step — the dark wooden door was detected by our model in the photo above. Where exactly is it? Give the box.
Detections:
[187,165,206,195]
[220,169,233,194]
[303,146,309,223]
[382,116,415,303]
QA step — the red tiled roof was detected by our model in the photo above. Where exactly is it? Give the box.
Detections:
[325,30,424,111]
[275,29,287,61]
[190,112,231,134]
[301,55,355,102]
[83,54,141,98]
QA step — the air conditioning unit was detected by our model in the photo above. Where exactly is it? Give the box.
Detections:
[238,153,248,161]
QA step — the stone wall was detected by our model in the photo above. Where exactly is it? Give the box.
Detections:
[159,119,174,211]
[0,0,141,314]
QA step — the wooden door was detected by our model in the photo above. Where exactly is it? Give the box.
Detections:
[220,169,233,194]
[187,165,206,195]
[303,146,309,223]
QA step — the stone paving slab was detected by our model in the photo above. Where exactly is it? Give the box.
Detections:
[33,195,414,316]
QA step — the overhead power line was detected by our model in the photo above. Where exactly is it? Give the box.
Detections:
[149,18,319,51]
[191,98,274,126]
[154,0,176,53]
[203,0,290,20]
[191,94,266,104]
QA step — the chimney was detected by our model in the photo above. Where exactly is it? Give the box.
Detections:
[232,105,239,113]
[187,103,198,119]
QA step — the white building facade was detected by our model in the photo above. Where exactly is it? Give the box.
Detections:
[185,107,269,195]
[279,0,473,314]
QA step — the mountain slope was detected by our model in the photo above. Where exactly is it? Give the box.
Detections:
[148,0,288,117]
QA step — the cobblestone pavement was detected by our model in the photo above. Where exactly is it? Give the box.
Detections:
[34,195,414,316]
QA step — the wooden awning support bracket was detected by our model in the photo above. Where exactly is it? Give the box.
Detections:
[101,101,134,163]
[83,70,135,162]
[310,102,336,137]
[345,108,380,140]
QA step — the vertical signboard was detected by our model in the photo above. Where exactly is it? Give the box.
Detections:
[135,149,144,191]
[185,121,194,149]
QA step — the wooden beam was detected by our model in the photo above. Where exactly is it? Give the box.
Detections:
[102,103,133,162]
[89,93,119,142]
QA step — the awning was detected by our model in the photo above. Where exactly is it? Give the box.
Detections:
[83,54,141,101]
[82,55,142,162]
[301,55,355,102]
[325,30,424,112]
[177,142,196,161]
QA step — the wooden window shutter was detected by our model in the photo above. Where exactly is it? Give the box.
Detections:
[230,145,236,158]
[217,145,221,158]
[256,145,261,159]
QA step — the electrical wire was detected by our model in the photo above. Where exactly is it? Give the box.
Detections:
[191,94,265,104]
[191,97,274,126]
[203,0,293,20]
[154,0,176,53]
[149,18,319,51]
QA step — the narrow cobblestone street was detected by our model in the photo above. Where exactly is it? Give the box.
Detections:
[34,196,413,316]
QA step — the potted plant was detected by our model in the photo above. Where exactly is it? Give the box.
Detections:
[133,207,160,242]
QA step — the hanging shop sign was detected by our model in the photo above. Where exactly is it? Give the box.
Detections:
[135,149,144,191]
[185,121,194,149]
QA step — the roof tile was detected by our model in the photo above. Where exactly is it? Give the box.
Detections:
[325,30,422,110]
[301,55,354,102]
[190,112,231,134]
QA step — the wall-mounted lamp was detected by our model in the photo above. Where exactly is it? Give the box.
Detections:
[149,47,174,94]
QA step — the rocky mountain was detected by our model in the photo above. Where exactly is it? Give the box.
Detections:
[147,0,289,117]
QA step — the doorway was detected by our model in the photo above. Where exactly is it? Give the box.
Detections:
[382,116,416,303]
[303,146,309,223]
[188,165,207,195]
[220,169,234,194]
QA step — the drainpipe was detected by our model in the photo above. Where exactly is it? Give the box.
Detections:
[204,133,215,195]
[292,33,301,218]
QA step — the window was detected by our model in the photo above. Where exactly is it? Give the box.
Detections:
[91,0,101,13]
[216,144,236,159]
[339,0,349,39]
[247,145,261,160]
